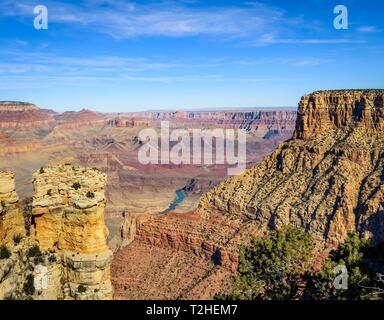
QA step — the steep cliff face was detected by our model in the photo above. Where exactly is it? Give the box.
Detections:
[0,101,55,129]
[0,165,113,300]
[0,171,26,245]
[31,165,113,299]
[295,90,384,139]
[199,90,384,247]
[0,101,39,112]
[120,109,296,137]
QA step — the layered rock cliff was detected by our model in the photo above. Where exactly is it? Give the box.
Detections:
[116,109,296,137]
[31,165,113,299]
[0,171,26,245]
[198,90,384,247]
[0,101,39,112]
[0,101,55,129]
[0,165,113,300]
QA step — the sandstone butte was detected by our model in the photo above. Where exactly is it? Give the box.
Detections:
[112,89,384,299]
[0,165,113,300]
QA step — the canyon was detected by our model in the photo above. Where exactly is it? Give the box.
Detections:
[1,90,384,299]
[0,100,295,299]
[0,102,295,250]
[111,89,384,299]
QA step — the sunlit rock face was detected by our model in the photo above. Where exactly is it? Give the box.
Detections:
[199,90,384,248]
[31,165,113,300]
[0,171,26,245]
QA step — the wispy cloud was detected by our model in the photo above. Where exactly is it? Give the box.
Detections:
[0,0,285,39]
[258,33,358,46]
[357,26,381,33]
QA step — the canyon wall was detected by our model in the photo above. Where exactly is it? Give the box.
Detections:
[199,90,384,247]
[112,89,384,299]
[0,171,26,245]
[0,101,55,129]
[0,165,113,300]
[108,109,296,136]
[31,165,113,299]
[0,101,39,112]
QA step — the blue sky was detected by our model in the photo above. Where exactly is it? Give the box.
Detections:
[0,0,383,112]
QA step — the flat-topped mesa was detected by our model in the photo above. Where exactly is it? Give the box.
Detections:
[0,101,55,129]
[0,171,26,244]
[294,90,384,140]
[31,165,113,300]
[0,101,39,112]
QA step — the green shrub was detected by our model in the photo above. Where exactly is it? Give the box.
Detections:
[27,245,42,258]
[39,167,45,174]
[72,182,81,190]
[0,245,11,260]
[47,189,52,196]
[13,234,22,245]
[22,197,33,236]
[34,255,44,264]
[304,232,379,300]
[78,284,87,293]
[48,254,57,263]
[86,191,95,198]
[216,226,314,300]
[23,274,35,295]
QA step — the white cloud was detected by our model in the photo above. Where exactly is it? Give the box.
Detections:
[258,33,357,45]
[357,26,381,33]
[0,0,285,39]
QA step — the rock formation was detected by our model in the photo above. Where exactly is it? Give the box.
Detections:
[111,89,384,299]
[0,101,55,129]
[54,109,104,130]
[31,165,113,299]
[113,109,296,137]
[0,165,113,300]
[0,171,26,245]
[0,101,39,112]
[199,90,384,247]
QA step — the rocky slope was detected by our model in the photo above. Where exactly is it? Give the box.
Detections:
[199,90,384,247]
[0,101,39,112]
[0,101,55,129]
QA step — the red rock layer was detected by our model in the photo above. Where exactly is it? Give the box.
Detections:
[0,109,55,129]
[54,109,105,129]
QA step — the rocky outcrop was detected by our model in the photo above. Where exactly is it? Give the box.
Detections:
[0,171,26,245]
[0,101,55,129]
[107,118,149,128]
[198,90,384,247]
[295,90,384,140]
[108,109,296,137]
[54,109,104,130]
[31,165,113,299]
[0,101,39,112]
[0,165,114,300]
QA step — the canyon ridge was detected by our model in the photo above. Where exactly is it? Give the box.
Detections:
[1,89,383,299]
